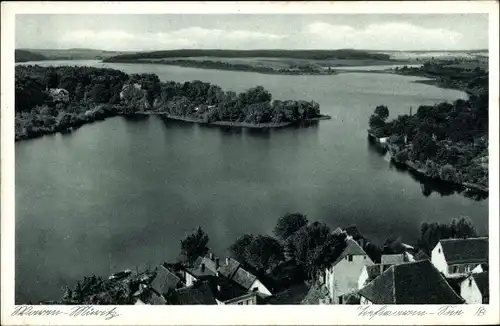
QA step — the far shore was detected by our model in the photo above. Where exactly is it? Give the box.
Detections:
[142,112,332,129]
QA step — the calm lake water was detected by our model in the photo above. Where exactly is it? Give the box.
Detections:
[15,60,488,303]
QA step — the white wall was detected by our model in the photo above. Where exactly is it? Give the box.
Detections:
[472,264,484,273]
[250,279,272,297]
[185,273,196,287]
[431,243,449,276]
[460,277,483,304]
[328,254,374,303]
[357,266,369,290]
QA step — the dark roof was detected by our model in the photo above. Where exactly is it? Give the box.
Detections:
[150,266,181,295]
[218,257,241,279]
[358,260,464,304]
[212,276,250,302]
[331,238,368,266]
[440,237,488,264]
[232,267,257,290]
[149,292,167,305]
[472,272,489,297]
[171,282,217,305]
[445,276,467,295]
[185,256,217,278]
[413,250,431,261]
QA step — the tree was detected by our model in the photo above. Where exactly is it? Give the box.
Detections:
[180,226,209,264]
[229,234,255,263]
[245,235,285,273]
[374,105,389,120]
[273,213,309,241]
[450,216,477,238]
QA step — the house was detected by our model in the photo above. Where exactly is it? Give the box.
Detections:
[167,276,258,305]
[459,272,489,304]
[150,264,183,298]
[358,260,464,304]
[324,237,374,304]
[184,254,272,298]
[47,88,70,103]
[431,237,488,277]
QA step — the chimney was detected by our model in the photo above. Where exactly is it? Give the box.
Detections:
[215,258,220,269]
[209,253,213,260]
[201,263,205,272]
[226,257,230,266]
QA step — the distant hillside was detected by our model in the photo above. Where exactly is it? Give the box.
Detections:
[18,48,131,61]
[104,49,393,62]
[15,49,48,62]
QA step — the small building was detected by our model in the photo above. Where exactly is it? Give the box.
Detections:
[381,253,407,270]
[324,236,374,304]
[431,237,488,278]
[459,272,489,304]
[358,260,464,304]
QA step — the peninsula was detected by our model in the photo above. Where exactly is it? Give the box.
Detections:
[15,65,330,141]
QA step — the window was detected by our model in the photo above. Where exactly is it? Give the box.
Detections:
[453,266,459,273]
[338,296,343,304]
[468,279,473,287]
[438,248,441,253]
[348,255,353,262]
[364,255,366,259]
[238,302,243,305]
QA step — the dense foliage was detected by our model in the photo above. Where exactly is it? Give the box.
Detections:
[180,226,210,264]
[369,61,489,190]
[418,216,478,254]
[104,49,392,62]
[15,49,48,63]
[273,213,309,241]
[15,65,325,141]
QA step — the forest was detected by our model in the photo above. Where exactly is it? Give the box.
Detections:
[104,49,392,62]
[369,62,489,190]
[14,65,325,141]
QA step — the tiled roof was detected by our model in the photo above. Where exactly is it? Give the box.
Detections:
[440,237,488,264]
[232,267,257,290]
[212,276,249,302]
[381,254,405,265]
[149,292,167,305]
[185,256,217,278]
[358,260,464,304]
[171,281,217,305]
[331,238,368,267]
[472,272,489,297]
[218,257,241,279]
[151,266,181,296]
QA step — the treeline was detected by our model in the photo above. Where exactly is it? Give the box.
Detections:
[368,61,489,190]
[15,65,324,141]
[104,49,392,62]
[395,60,488,95]
[15,49,48,63]
[132,59,333,75]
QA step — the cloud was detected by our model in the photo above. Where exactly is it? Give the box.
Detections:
[59,27,286,51]
[302,21,464,50]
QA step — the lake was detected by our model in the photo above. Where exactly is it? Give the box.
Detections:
[15,60,488,303]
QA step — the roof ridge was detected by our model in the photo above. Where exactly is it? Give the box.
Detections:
[440,236,488,242]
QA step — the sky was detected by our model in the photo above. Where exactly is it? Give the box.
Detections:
[15,14,489,51]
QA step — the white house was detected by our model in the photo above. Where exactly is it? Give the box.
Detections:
[459,272,489,304]
[431,237,488,278]
[48,88,70,103]
[324,237,374,304]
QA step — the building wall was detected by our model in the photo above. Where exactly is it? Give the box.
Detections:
[431,243,449,276]
[460,277,482,304]
[185,273,197,287]
[327,254,373,303]
[357,267,369,290]
[250,279,272,297]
